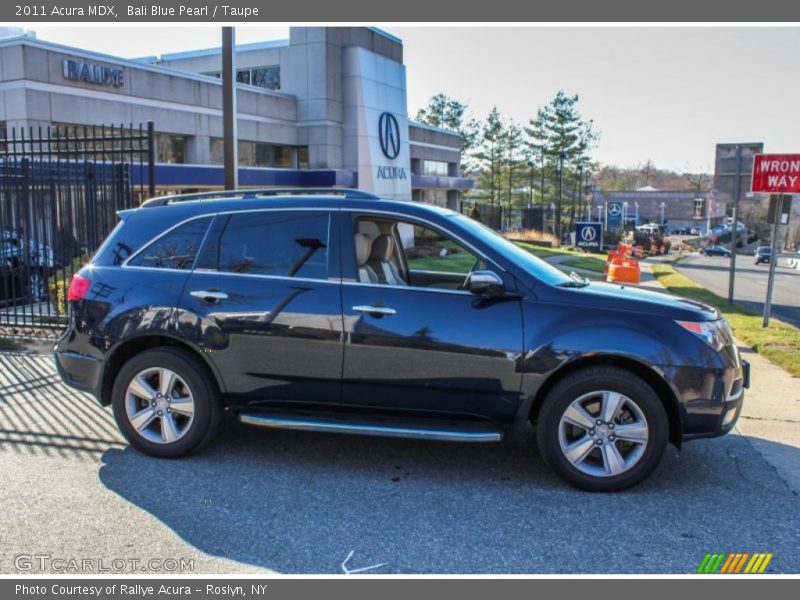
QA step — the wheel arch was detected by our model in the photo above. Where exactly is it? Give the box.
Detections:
[100,334,224,406]
[528,355,683,448]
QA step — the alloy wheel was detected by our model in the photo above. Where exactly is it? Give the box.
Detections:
[557,390,649,477]
[125,367,195,444]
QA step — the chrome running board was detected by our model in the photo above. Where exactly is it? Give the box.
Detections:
[238,413,502,443]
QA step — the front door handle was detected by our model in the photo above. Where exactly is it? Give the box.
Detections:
[190,290,228,302]
[352,305,396,316]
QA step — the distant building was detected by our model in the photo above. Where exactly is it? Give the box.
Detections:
[594,189,725,233]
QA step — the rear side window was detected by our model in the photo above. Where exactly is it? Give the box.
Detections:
[127,217,211,270]
[217,211,330,279]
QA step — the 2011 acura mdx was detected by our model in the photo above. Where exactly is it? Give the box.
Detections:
[54,189,749,491]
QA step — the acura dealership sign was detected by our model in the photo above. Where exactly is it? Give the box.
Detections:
[379,112,401,159]
[63,59,124,87]
[575,222,603,251]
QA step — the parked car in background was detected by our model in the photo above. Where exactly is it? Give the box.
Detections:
[55,188,749,492]
[702,245,732,258]
[0,230,56,304]
[754,246,772,265]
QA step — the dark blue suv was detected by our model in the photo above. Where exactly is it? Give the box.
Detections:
[55,189,749,491]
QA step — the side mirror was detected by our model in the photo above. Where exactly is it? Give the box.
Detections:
[467,270,505,297]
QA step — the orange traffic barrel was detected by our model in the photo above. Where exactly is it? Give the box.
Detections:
[606,260,640,284]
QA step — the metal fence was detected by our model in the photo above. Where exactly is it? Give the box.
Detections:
[0,122,155,329]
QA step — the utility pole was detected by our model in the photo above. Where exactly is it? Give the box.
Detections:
[763,195,784,327]
[727,144,742,305]
[557,151,566,242]
[222,26,238,190]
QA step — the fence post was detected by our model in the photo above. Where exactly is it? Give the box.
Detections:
[85,161,97,251]
[147,120,156,198]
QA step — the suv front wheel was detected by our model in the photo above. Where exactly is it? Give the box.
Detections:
[111,348,223,458]
[537,366,668,492]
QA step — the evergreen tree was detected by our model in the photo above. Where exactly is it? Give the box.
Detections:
[525,91,597,240]
[473,107,506,209]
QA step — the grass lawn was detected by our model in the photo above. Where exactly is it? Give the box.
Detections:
[651,263,800,377]
[560,255,608,273]
[407,253,475,274]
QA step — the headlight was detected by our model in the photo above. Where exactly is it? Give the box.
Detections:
[675,320,727,352]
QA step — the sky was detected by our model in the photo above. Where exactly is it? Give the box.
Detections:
[30,25,800,173]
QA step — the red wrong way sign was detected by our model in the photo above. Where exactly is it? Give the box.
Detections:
[751,153,800,193]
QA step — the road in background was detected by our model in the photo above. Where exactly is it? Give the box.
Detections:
[675,254,800,327]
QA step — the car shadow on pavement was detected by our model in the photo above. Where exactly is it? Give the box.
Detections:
[97,412,800,574]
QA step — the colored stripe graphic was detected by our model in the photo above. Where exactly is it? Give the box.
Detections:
[698,552,772,574]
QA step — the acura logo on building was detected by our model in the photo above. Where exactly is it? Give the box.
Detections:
[378,112,401,160]
[580,226,597,242]
[608,202,622,217]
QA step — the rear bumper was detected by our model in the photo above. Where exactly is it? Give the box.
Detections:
[53,347,104,403]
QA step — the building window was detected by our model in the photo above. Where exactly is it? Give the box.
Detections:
[422,160,449,177]
[298,147,309,169]
[202,65,280,90]
[157,134,188,164]
[210,139,305,168]
[693,198,706,219]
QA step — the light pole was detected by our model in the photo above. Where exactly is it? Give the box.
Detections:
[596,205,602,223]
[527,160,534,210]
[622,201,628,231]
[557,151,566,242]
[659,201,666,226]
[635,201,639,226]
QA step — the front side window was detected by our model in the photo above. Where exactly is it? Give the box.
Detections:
[355,217,482,289]
[401,223,479,275]
[128,217,211,270]
[218,211,330,279]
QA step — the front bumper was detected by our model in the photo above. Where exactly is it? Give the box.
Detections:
[682,358,749,441]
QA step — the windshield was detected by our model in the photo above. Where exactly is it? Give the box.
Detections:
[451,215,572,286]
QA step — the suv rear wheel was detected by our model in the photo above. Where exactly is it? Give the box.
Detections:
[537,366,668,492]
[111,348,223,458]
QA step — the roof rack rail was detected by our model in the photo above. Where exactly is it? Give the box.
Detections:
[141,187,380,208]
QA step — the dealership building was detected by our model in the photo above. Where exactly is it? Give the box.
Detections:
[0,26,471,207]
[594,188,726,233]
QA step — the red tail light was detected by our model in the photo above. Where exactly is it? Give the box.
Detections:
[67,273,91,302]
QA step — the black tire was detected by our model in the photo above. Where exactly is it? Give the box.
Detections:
[537,366,668,492]
[111,347,223,458]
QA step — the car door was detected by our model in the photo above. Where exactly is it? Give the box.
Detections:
[339,212,524,422]
[177,208,344,408]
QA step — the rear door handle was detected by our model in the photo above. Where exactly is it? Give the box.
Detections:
[190,290,228,302]
[352,305,396,316]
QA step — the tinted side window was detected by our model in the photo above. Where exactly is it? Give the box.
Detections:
[127,217,211,270]
[218,211,330,279]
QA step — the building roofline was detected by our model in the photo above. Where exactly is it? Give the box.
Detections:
[141,38,290,63]
[0,35,295,100]
[409,120,461,138]
[367,27,403,45]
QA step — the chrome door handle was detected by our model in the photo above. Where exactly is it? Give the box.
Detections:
[190,290,228,302]
[352,305,396,316]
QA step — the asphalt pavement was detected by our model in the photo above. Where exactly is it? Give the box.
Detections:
[675,253,800,327]
[0,350,798,574]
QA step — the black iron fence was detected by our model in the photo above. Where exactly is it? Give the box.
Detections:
[0,122,155,329]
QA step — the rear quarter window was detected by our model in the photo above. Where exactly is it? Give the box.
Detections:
[126,217,212,270]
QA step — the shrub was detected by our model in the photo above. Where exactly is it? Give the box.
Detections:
[48,254,91,314]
